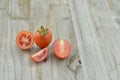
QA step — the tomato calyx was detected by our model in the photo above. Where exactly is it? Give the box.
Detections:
[37,25,49,35]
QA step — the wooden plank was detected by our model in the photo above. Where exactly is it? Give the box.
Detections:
[68,1,84,79]
[30,0,52,80]
[70,0,120,80]
[87,0,120,79]
[0,0,82,80]
[0,0,8,9]
[0,0,5,9]
[3,0,120,80]
[107,0,120,17]
[9,0,30,19]
[0,0,10,80]
[48,0,82,79]
[7,20,33,80]
[30,0,82,80]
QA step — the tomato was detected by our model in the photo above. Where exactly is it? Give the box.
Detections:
[53,39,72,59]
[34,26,52,49]
[31,47,49,62]
[16,31,34,49]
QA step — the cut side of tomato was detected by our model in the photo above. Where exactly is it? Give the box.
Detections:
[16,31,34,49]
[53,39,71,59]
[31,47,49,62]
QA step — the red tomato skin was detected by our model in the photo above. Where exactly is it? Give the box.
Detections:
[34,29,52,49]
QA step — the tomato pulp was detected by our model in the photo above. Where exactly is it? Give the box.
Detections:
[16,31,34,49]
[53,39,72,59]
[31,47,49,62]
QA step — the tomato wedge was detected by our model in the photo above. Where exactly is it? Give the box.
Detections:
[53,39,72,59]
[31,47,49,62]
[16,31,34,49]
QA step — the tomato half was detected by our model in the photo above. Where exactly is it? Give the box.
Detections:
[34,26,52,49]
[53,39,72,59]
[31,47,49,62]
[16,31,34,49]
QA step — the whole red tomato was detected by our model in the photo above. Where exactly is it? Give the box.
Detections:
[34,26,52,48]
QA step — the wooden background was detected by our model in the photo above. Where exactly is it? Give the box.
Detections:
[0,0,120,80]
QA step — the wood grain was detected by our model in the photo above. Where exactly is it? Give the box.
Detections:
[70,0,120,80]
[9,0,30,19]
[1,0,120,80]
[0,0,82,80]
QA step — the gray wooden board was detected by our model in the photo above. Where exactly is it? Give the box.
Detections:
[1,0,120,80]
[0,0,82,80]
[70,0,120,80]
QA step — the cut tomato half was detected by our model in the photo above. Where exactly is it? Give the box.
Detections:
[53,39,72,59]
[31,47,49,62]
[16,31,34,49]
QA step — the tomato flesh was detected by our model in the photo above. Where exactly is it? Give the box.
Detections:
[53,39,71,59]
[31,47,49,62]
[16,31,34,49]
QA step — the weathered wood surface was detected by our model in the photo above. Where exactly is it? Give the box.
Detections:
[70,0,120,80]
[0,0,82,80]
[0,0,120,80]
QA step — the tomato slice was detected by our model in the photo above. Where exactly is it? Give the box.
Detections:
[16,31,34,49]
[53,39,71,59]
[31,47,49,62]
